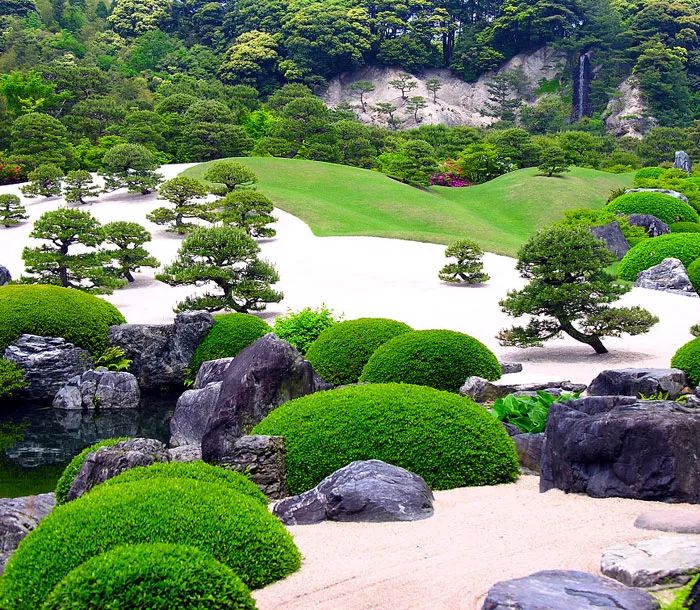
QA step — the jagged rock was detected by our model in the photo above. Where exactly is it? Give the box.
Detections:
[512,433,545,474]
[169,382,222,447]
[635,510,700,534]
[604,76,656,139]
[0,265,11,286]
[0,493,55,574]
[459,377,585,403]
[481,570,659,610]
[274,460,434,525]
[217,435,287,499]
[167,445,202,463]
[66,438,170,502]
[675,151,692,173]
[627,214,670,237]
[587,368,687,400]
[499,361,523,374]
[4,335,93,402]
[201,335,326,462]
[52,368,140,410]
[590,222,629,260]
[601,536,700,587]
[634,258,698,297]
[625,188,690,204]
[109,311,214,390]
[194,357,235,389]
[540,398,700,502]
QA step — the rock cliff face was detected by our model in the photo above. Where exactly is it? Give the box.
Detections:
[604,76,656,138]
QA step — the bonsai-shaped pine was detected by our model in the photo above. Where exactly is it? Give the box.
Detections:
[218,190,276,238]
[426,77,443,102]
[388,73,418,100]
[439,239,490,284]
[103,221,159,282]
[0,194,28,227]
[405,96,427,123]
[350,80,375,112]
[63,170,101,204]
[101,143,162,195]
[538,145,570,177]
[21,208,125,293]
[498,225,658,354]
[148,177,212,234]
[203,161,257,194]
[156,226,283,313]
[20,164,64,198]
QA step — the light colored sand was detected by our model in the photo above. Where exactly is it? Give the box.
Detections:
[1,164,698,383]
[254,477,700,610]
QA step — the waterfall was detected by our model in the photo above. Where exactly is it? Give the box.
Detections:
[572,51,592,122]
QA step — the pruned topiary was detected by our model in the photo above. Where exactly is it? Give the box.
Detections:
[618,233,700,281]
[671,337,700,386]
[607,192,699,225]
[253,383,519,494]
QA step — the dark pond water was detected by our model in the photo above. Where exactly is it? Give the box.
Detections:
[0,395,176,498]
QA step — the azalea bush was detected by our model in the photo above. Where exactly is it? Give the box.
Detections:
[429,173,471,187]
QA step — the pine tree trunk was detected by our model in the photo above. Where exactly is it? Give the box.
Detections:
[560,321,608,354]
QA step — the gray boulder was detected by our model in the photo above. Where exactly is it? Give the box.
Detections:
[635,510,700,534]
[274,460,434,525]
[201,334,326,462]
[540,397,700,502]
[675,150,692,173]
[0,493,55,573]
[460,377,585,403]
[627,214,670,237]
[481,570,658,610]
[194,357,235,389]
[109,311,213,390]
[66,438,170,502]
[634,258,698,297]
[167,445,202,463]
[4,335,93,402]
[601,536,700,587]
[511,432,545,474]
[169,381,222,447]
[53,368,140,410]
[625,187,690,204]
[590,222,629,260]
[0,265,11,286]
[499,361,523,374]
[218,435,287,499]
[587,368,688,400]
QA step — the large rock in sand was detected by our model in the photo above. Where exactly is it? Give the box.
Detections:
[586,368,687,400]
[53,369,140,410]
[634,258,698,297]
[0,493,55,573]
[274,460,434,525]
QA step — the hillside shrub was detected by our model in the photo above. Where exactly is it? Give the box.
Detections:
[607,192,699,225]
[618,234,700,281]
[671,337,700,386]
[2,478,300,609]
[359,329,501,391]
[634,167,665,182]
[670,222,700,233]
[687,258,700,293]
[272,306,339,355]
[42,543,257,610]
[305,318,412,385]
[253,383,519,494]
[189,313,271,378]
[0,359,26,400]
[55,437,128,505]
[103,461,267,506]
[0,285,126,356]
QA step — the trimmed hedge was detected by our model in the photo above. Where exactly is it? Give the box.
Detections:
[55,437,127,505]
[688,258,700,293]
[189,313,270,378]
[607,192,700,225]
[2,478,300,609]
[670,222,700,233]
[359,329,501,391]
[253,383,519,494]
[305,318,412,385]
[0,285,125,356]
[618,233,700,281]
[103,461,267,506]
[671,337,700,386]
[42,543,257,610]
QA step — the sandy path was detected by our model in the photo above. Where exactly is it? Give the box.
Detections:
[254,477,700,610]
[1,164,698,383]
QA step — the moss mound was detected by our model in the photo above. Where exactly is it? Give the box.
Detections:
[672,337,700,386]
[2,479,300,609]
[189,313,270,378]
[670,222,700,233]
[0,285,125,356]
[305,318,412,385]
[607,192,700,225]
[618,233,700,281]
[359,329,501,391]
[42,543,256,610]
[253,383,519,494]
[103,461,267,505]
[55,437,127,505]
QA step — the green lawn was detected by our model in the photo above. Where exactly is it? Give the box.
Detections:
[182,158,633,256]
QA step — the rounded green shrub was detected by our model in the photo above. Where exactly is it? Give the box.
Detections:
[671,337,700,386]
[688,258,700,293]
[618,233,700,281]
[0,359,26,399]
[189,313,270,378]
[2,478,300,609]
[42,543,256,610]
[634,167,665,182]
[272,306,338,355]
[305,318,412,385]
[607,192,699,225]
[359,329,501,391]
[670,222,700,233]
[253,383,519,494]
[103,461,267,506]
[55,437,128,505]
[0,285,125,356]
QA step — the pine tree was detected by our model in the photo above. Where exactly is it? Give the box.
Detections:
[218,189,277,238]
[0,194,28,227]
[439,240,490,284]
[147,177,212,234]
[103,221,159,282]
[64,170,101,204]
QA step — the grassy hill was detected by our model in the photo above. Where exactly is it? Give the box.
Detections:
[182,158,633,257]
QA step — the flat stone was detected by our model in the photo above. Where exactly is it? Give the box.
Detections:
[167,445,202,463]
[601,536,700,587]
[626,188,690,204]
[635,510,700,534]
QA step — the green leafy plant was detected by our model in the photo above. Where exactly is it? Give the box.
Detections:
[618,234,700,281]
[94,346,132,372]
[0,359,26,400]
[272,305,339,355]
[491,390,579,433]
[638,391,670,400]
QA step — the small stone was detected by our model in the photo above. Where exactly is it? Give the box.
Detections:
[53,369,140,410]
[635,510,700,534]
[499,361,523,374]
[167,445,202,463]
[0,265,11,286]
[194,357,235,389]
